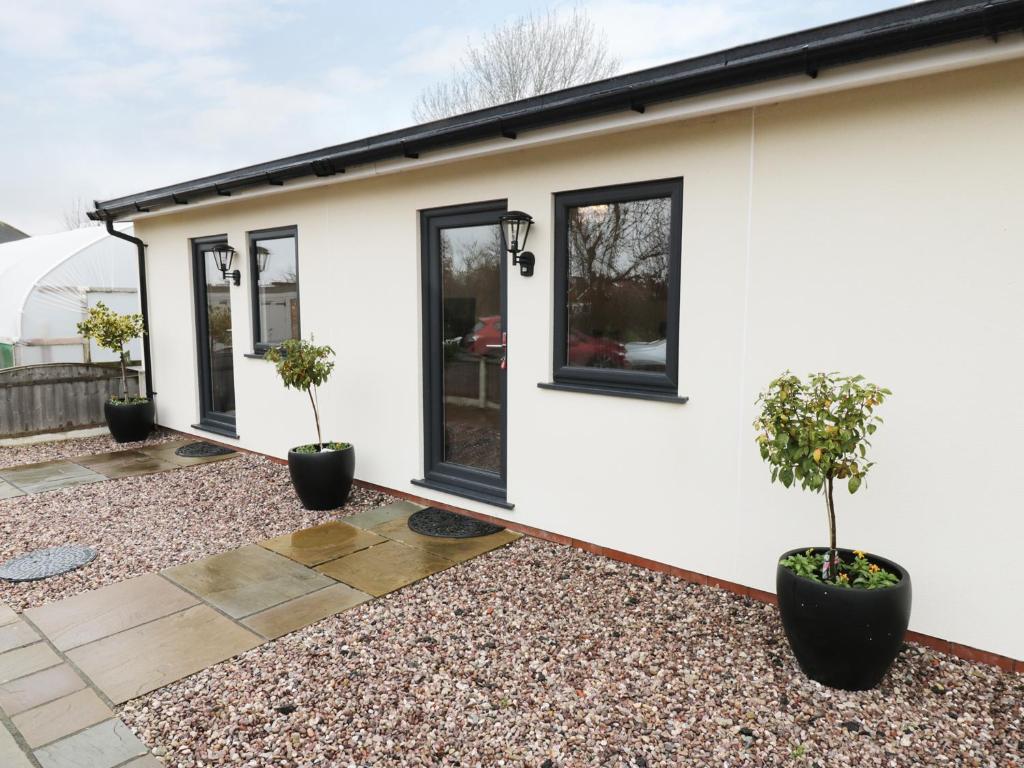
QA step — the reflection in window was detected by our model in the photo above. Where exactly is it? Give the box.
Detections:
[553,179,682,396]
[250,229,299,349]
[567,197,671,371]
[440,224,503,474]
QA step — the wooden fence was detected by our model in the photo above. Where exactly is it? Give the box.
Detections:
[0,363,140,438]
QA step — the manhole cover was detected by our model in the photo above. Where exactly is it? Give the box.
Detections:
[407,508,504,539]
[0,546,97,582]
[174,442,236,458]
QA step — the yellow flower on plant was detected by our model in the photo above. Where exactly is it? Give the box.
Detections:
[836,572,849,583]
[853,550,866,558]
[868,563,880,573]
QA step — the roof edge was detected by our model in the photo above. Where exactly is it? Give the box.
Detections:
[91,0,1024,221]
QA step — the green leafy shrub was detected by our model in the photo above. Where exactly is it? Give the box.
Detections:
[76,302,146,403]
[754,371,898,587]
[265,338,336,450]
[780,549,900,589]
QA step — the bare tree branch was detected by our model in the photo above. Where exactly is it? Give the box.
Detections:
[413,7,619,123]
[61,196,100,230]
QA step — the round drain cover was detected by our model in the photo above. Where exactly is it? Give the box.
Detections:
[0,546,97,582]
[174,442,236,458]
[407,507,504,539]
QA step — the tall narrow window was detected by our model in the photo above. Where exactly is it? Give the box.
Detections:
[249,226,299,352]
[551,178,683,398]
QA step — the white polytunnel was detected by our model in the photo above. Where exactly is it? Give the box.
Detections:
[0,224,140,368]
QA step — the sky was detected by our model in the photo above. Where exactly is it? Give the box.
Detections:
[0,0,904,235]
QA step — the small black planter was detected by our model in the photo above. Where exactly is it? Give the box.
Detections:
[287,444,355,511]
[104,400,155,443]
[776,547,912,691]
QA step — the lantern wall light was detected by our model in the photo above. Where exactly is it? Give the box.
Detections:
[499,210,535,277]
[211,243,241,286]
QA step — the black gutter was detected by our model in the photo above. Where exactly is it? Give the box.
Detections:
[103,219,155,401]
[89,0,1024,221]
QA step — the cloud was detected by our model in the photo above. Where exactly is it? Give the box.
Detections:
[395,24,479,75]
[585,1,765,73]
[0,2,81,57]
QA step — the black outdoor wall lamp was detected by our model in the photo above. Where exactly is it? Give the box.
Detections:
[499,210,535,277]
[211,243,241,286]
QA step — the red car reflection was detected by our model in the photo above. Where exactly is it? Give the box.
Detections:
[566,330,626,368]
[461,317,625,367]
[461,315,503,355]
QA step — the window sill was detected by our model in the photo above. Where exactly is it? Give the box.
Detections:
[244,352,269,360]
[538,381,689,404]
[411,477,514,510]
[191,422,240,439]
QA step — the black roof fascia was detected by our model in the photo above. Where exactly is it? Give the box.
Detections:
[90,0,1024,221]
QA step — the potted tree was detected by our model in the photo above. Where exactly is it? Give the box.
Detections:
[754,371,911,690]
[265,338,354,510]
[76,302,153,443]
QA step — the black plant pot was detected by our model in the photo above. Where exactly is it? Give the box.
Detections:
[776,547,912,691]
[287,444,355,511]
[104,400,155,443]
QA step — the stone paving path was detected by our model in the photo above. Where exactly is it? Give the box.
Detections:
[0,439,238,499]
[0,486,520,765]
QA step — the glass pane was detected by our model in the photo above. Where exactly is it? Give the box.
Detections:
[566,197,671,372]
[204,250,235,416]
[254,235,299,346]
[440,224,502,473]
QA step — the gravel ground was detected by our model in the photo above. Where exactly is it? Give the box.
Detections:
[0,434,397,611]
[121,538,1023,768]
[2,434,1021,766]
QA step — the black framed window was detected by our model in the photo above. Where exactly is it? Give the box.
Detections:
[249,226,299,352]
[551,178,683,399]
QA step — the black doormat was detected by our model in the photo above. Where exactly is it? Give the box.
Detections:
[175,442,236,458]
[408,507,505,539]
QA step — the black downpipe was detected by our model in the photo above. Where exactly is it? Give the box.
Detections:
[104,219,155,402]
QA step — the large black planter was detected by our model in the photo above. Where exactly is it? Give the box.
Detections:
[104,400,155,443]
[776,547,912,690]
[287,444,355,511]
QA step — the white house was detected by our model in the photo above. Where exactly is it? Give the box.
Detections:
[89,1,1024,667]
[0,225,140,369]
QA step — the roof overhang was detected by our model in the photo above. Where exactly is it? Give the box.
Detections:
[91,0,1024,222]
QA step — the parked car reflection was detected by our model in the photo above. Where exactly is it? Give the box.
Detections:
[460,315,503,356]
[566,330,626,368]
[624,338,667,371]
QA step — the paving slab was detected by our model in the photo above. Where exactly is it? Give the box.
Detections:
[136,439,238,468]
[67,604,261,704]
[0,479,25,499]
[0,643,61,684]
[33,719,147,768]
[12,688,113,749]
[345,500,424,530]
[0,722,34,768]
[316,540,455,597]
[0,461,105,495]
[373,517,522,563]
[163,545,334,619]
[121,757,164,767]
[260,520,387,566]
[242,583,372,639]
[0,620,39,654]
[26,573,199,652]
[0,663,86,717]
[72,450,177,479]
[0,603,17,627]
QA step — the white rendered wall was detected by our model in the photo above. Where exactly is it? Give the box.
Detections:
[137,56,1024,659]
